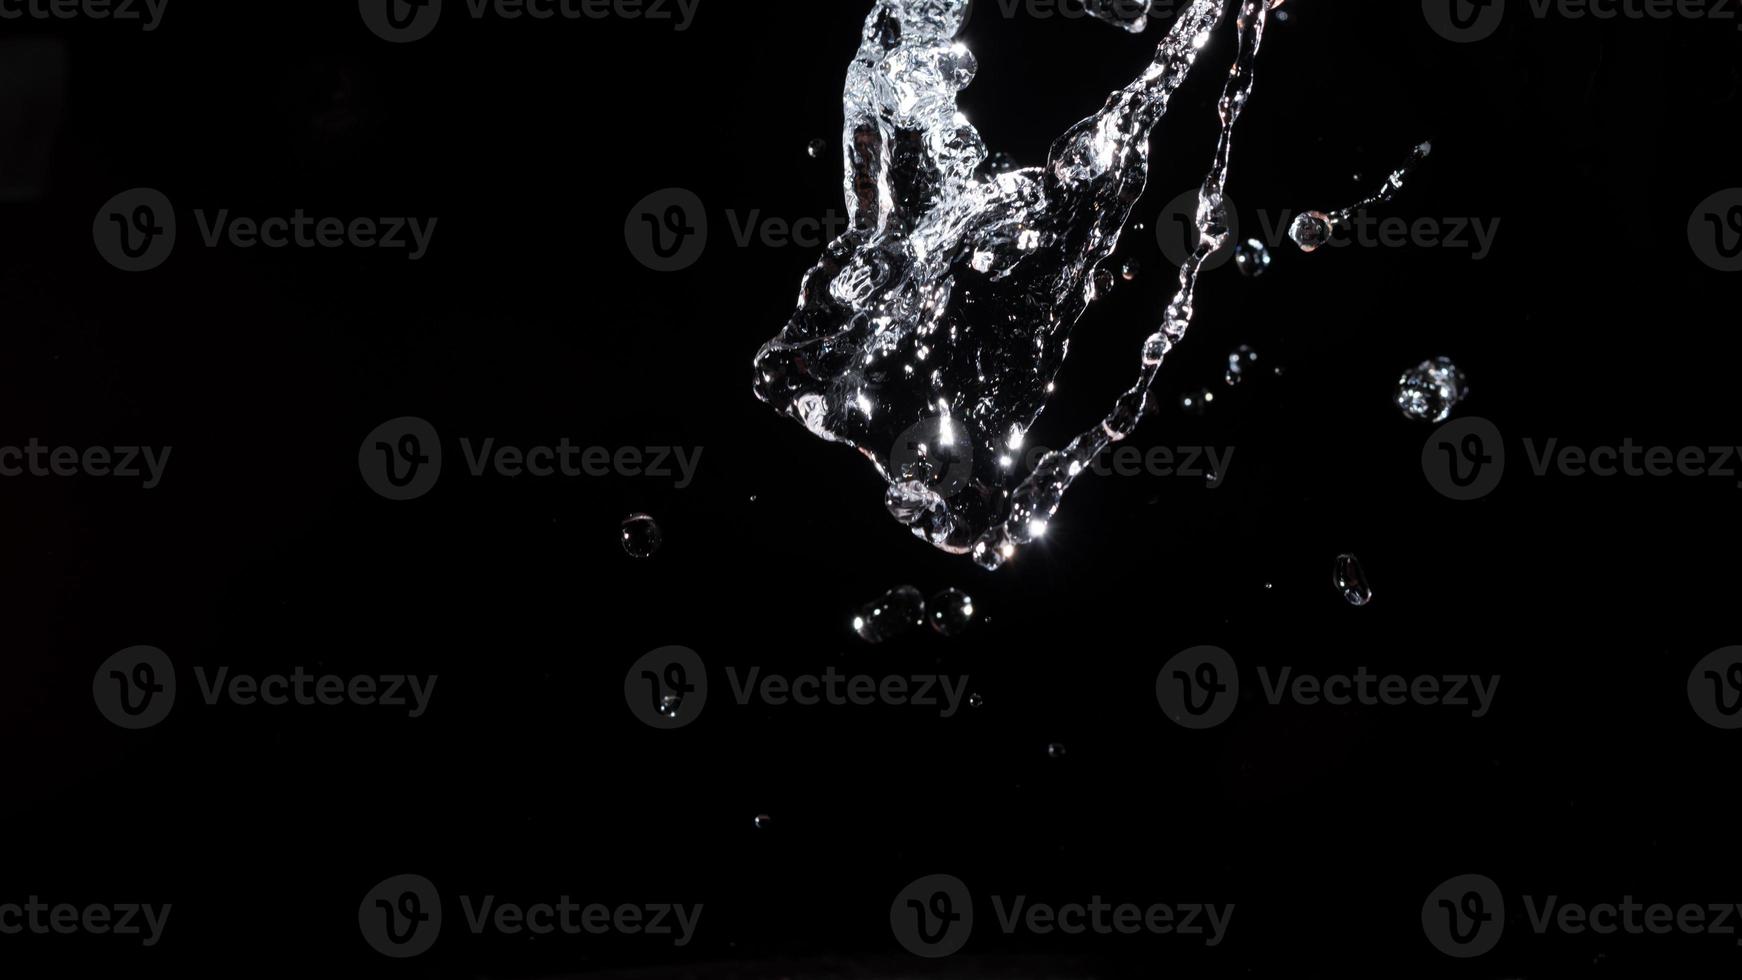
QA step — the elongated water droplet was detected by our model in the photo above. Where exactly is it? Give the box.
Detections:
[1334,553,1373,607]
[1289,210,1332,252]
[853,585,926,643]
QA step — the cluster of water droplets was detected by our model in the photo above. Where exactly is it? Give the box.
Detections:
[852,584,979,642]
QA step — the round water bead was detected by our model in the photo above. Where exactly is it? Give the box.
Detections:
[620,513,663,558]
[1120,257,1140,281]
[968,692,985,709]
[1180,388,1217,415]
[1046,742,1068,760]
[1288,211,1333,252]
[807,138,829,159]
[1233,238,1271,277]
[1225,344,1260,386]
[752,814,773,829]
[853,585,926,643]
[928,588,976,636]
[1395,356,1470,423]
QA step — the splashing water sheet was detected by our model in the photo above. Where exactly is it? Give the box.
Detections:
[753,0,1281,570]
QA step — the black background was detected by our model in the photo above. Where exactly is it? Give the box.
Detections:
[2,0,1740,976]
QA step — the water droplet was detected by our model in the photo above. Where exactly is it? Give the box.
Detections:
[1394,356,1469,423]
[1233,238,1271,277]
[807,138,829,159]
[1090,268,1116,300]
[852,585,926,643]
[1288,210,1333,252]
[752,814,773,829]
[658,694,684,718]
[1180,388,1216,415]
[1046,742,1068,760]
[1120,257,1140,281]
[1334,553,1373,607]
[968,692,985,709]
[978,151,1017,179]
[928,588,976,636]
[620,513,663,558]
[1224,344,1260,386]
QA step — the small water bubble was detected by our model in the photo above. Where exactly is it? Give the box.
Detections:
[658,694,684,718]
[1120,257,1140,281]
[928,588,976,636]
[1224,344,1259,386]
[620,513,663,558]
[1091,268,1116,300]
[1288,210,1333,252]
[752,814,773,829]
[1046,742,1068,760]
[1394,356,1469,423]
[807,138,829,159]
[1333,553,1373,607]
[853,585,926,643]
[968,692,984,709]
[1180,388,1216,415]
[1233,238,1271,277]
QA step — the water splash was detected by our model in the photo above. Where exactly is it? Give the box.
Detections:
[753,0,1282,569]
[1290,141,1433,253]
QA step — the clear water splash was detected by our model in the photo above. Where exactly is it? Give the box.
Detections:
[1290,140,1434,252]
[753,0,1281,569]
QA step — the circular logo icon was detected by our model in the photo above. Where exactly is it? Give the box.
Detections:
[359,873,442,958]
[93,188,176,272]
[1156,645,1238,729]
[891,874,973,958]
[1688,189,1742,273]
[1422,416,1505,501]
[359,0,442,43]
[1422,873,1504,958]
[1688,646,1742,729]
[359,417,442,501]
[888,417,976,498]
[625,645,708,729]
[625,188,708,272]
[93,645,176,730]
[1156,188,1237,271]
[1422,0,1505,43]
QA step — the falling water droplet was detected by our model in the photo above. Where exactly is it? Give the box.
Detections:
[1046,742,1068,760]
[620,513,663,558]
[807,138,829,159]
[658,694,683,719]
[1289,211,1333,252]
[928,588,976,636]
[1180,388,1216,415]
[1334,553,1373,607]
[1395,356,1469,423]
[1225,344,1260,386]
[752,814,773,829]
[968,692,985,709]
[1120,257,1140,281]
[1233,238,1271,277]
[852,585,926,643]
[1090,268,1116,300]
